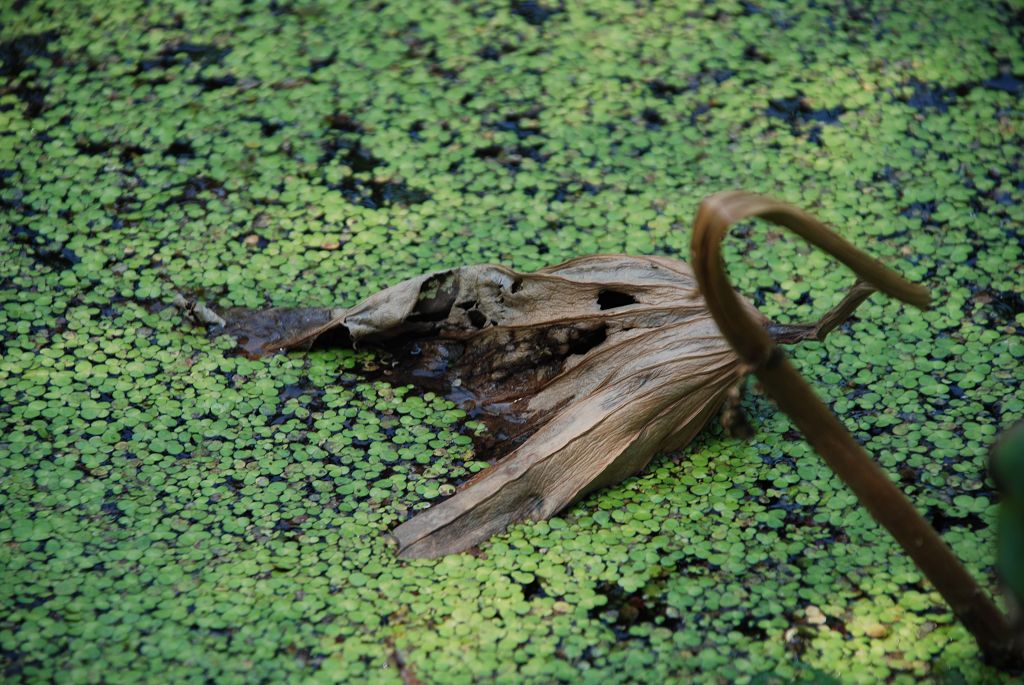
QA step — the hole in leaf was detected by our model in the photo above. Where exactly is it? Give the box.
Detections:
[467,309,487,329]
[408,272,458,322]
[597,290,636,310]
[568,324,607,355]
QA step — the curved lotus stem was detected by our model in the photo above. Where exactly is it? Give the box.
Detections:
[691,191,1021,669]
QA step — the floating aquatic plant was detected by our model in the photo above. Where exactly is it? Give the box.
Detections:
[4,0,1022,681]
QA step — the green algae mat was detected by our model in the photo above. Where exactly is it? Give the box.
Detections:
[2,1,1023,683]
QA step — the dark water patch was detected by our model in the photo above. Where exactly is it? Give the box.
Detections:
[647,79,689,100]
[992,189,1017,206]
[978,288,1024,323]
[805,106,844,124]
[320,137,379,172]
[766,96,845,126]
[736,613,768,640]
[900,200,937,222]
[982,72,1024,95]
[0,31,58,78]
[10,224,79,270]
[269,412,296,426]
[763,495,848,545]
[642,107,667,130]
[274,515,308,539]
[478,42,518,60]
[163,42,231,65]
[474,144,503,159]
[370,178,430,207]
[927,506,986,532]
[309,49,338,72]
[899,72,1022,114]
[327,176,430,209]
[825,614,849,637]
[100,302,120,319]
[74,138,147,163]
[171,175,226,206]
[473,141,548,170]
[0,32,57,118]
[408,120,424,141]
[708,68,736,84]
[550,181,600,202]
[765,95,845,146]
[399,29,457,79]
[279,383,325,403]
[0,168,15,198]
[325,113,362,133]
[511,0,562,26]
[139,42,231,72]
[521,577,546,600]
[902,78,968,113]
[242,116,287,137]
[872,164,900,187]
[896,464,920,485]
[10,85,46,118]
[100,501,124,521]
[589,581,682,638]
[524,236,549,255]
[489,109,543,139]
[216,305,339,358]
[164,139,196,159]
[319,124,432,205]
[119,142,148,162]
[193,73,237,91]
[743,44,772,64]
[689,101,713,125]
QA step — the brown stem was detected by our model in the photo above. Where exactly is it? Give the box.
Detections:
[690,190,1021,669]
[768,280,876,344]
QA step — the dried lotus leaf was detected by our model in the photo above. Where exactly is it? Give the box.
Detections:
[207,255,765,557]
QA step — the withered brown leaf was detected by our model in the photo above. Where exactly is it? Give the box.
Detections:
[196,254,856,558]
[183,189,1022,668]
